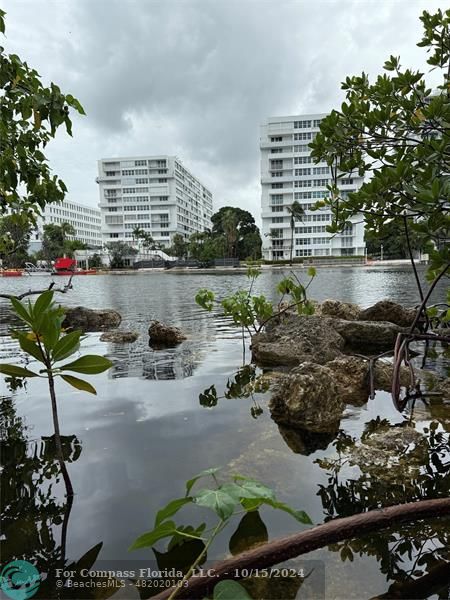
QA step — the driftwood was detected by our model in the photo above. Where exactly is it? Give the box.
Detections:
[153,498,450,600]
[0,275,73,300]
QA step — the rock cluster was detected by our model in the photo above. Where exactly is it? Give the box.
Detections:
[63,307,122,332]
[100,331,138,343]
[148,321,187,345]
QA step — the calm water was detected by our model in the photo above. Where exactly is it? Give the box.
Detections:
[0,266,449,599]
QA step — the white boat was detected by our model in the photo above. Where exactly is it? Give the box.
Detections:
[24,262,52,276]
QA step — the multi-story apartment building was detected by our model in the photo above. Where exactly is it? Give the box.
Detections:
[260,114,365,260]
[29,200,102,253]
[96,156,213,247]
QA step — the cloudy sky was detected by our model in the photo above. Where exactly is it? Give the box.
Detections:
[2,0,448,226]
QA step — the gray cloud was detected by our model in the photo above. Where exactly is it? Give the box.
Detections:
[3,0,448,225]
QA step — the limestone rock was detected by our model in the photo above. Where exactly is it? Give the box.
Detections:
[63,307,121,332]
[148,321,186,345]
[331,319,405,350]
[359,300,417,327]
[318,299,361,321]
[251,315,345,367]
[269,362,344,432]
[100,330,138,343]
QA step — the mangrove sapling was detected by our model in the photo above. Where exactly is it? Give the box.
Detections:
[195,265,316,342]
[0,290,112,496]
[130,467,312,600]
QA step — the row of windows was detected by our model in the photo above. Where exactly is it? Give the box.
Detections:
[294,225,328,233]
[269,144,312,154]
[270,213,331,224]
[296,237,329,245]
[293,119,322,129]
[294,191,328,199]
[295,179,330,187]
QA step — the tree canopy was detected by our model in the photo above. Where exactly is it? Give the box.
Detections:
[0,9,84,254]
[310,7,450,289]
[211,207,262,260]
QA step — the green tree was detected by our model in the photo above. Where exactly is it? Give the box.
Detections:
[365,221,424,259]
[0,9,85,254]
[106,241,138,268]
[188,231,226,263]
[41,222,76,261]
[168,233,189,259]
[286,201,305,266]
[0,213,33,267]
[310,7,450,300]
[64,239,88,258]
[211,207,262,260]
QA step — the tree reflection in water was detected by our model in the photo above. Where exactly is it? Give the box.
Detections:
[315,418,450,598]
[0,396,106,599]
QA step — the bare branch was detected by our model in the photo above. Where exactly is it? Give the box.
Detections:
[0,275,74,301]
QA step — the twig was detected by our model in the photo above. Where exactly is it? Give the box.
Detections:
[0,275,74,300]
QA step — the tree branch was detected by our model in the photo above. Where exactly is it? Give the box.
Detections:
[0,275,74,300]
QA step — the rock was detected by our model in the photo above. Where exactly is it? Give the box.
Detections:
[359,300,417,327]
[331,319,405,351]
[349,425,428,480]
[63,307,122,332]
[435,378,450,400]
[317,299,361,321]
[251,315,345,367]
[100,330,138,343]
[269,363,344,432]
[148,321,186,345]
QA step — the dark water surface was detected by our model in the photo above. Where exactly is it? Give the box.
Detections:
[1,266,449,599]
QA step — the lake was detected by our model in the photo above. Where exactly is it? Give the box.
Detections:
[1,266,449,599]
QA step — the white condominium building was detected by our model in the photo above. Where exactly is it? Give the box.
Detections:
[260,114,365,260]
[96,156,213,247]
[29,200,102,253]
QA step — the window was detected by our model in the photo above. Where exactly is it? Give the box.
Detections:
[271,183,283,189]
[313,179,329,187]
[340,178,354,185]
[293,144,310,153]
[294,120,311,128]
[295,192,312,199]
[294,132,312,141]
[271,206,283,212]
[296,249,312,257]
[313,119,322,127]
[271,194,284,203]
[294,168,311,176]
[158,178,168,183]
[271,172,283,177]
[313,167,329,175]
[294,156,311,164]
[295,180,312,188]
[109,233,119,238]
[270,136,282,142]
[271,148,283,153]
[135,160,147,166]
[272,217,284,223]
[270,228,283,238]
[136,178,149,184]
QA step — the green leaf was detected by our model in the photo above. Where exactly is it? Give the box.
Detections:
[60,374,97,395]
[232,477,276,501]
[307,266,317,277]
[10,297,32,324]
[16,333,46,363]
[129,520,177,551]
[155,497,193,528]
[52,331,81,362]
[263,498,312,524]
[33,290,54,316]
[0,364,39,378]
[185,467,222,496]
[194,487,240,520]
[60,355,112,375]
[213,580,251,599]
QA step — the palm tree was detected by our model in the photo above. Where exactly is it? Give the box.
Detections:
[286,201,305,266]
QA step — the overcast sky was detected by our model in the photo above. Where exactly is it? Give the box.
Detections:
[2,0,448,226]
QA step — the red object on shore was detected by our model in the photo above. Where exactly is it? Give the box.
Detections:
[1,270,23,277]
[53,257,97,276]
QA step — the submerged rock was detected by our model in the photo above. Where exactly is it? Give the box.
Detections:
[318,299,361,321]
[100,330,138,343]
[359,300,417,328]
[63,307,122,332]
[277,424,338,455]
[148,321,186,345]
[269,362,344,432]
[251,315,345,367]
[349,425,428,480]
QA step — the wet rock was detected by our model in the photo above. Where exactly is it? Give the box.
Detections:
[148,321,186,345]
[252,316,345,367]
[359,300,417,327]
[269,363,344,432]
[331,319,405,351]
[436,377,450,400]
[349,425,428,480]
[100,330,138,343]
[63,307,121,332]
[318,299,361,321]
